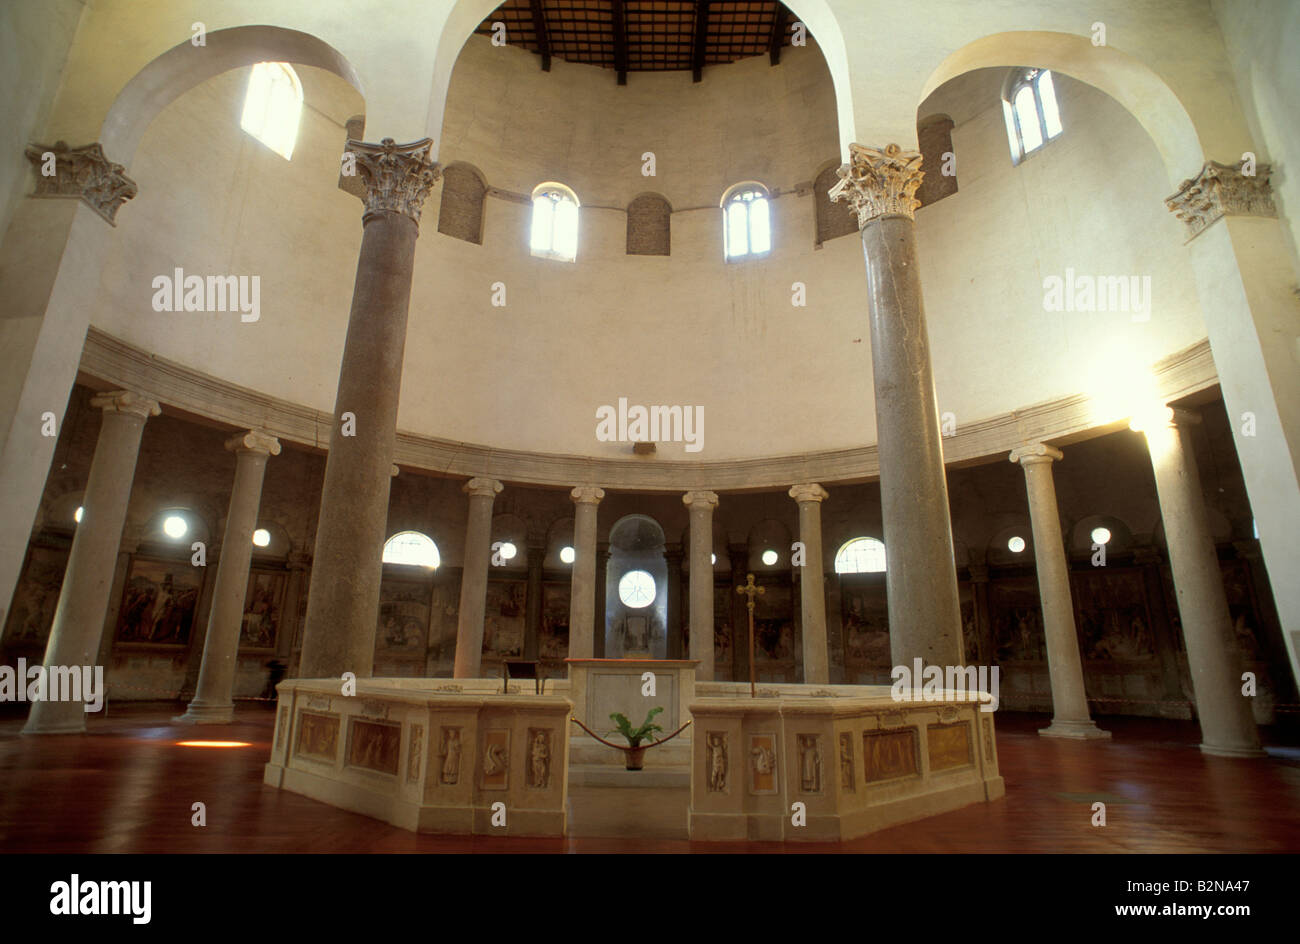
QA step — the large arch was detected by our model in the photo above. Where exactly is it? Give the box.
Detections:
[101,25,365,165]
[917,31,1201,189]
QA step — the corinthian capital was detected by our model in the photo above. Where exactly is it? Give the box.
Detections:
[346,137,441,225]
[1165,160,1275,242]
[828,143,924,227]
[25,141,138,225]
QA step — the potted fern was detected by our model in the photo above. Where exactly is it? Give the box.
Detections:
[570,707,691,770]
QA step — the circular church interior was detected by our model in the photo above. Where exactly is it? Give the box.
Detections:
[1,0,1298,883]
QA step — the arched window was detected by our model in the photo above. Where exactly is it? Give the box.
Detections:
[240,62,303,160]
[1001,68,1062,165]
[382,531,440,569]
[834,537,887,574]
[530,183,579,261]
[721,183,772,260]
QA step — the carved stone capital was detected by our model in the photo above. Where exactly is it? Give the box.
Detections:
[90,389,160,420]
[346,137,440,225]
[463,477,503,499]
[1009,443,1063,467]
[788,483,829,504]
[225,429,281,457]
[827,143,924,226]
[25,141,138,224]
[570,486,605,505]
[682,490,719,511]
[1165,160,1276,242]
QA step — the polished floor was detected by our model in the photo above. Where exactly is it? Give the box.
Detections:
[1,702,1297,853]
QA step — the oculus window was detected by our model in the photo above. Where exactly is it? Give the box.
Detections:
[531,183,579,261]
[240,62,303,160]
[722,183,772,260]
[1002,68,1062,164]
[618,570,656,608]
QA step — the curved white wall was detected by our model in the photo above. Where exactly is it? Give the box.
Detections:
[90,40,1207,462]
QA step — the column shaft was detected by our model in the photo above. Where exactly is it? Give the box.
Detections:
[1142,410,1262,756]
[298,137,438,680]
[567,488,604,660]
[1011,445,1108,739]
[665,544,684,660]
[179,431,279,722]
[684,491,718,680]
[453,478,502,678]
[790,484,830,684]
[23,390,158,734]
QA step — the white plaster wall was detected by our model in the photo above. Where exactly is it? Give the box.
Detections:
[89,47,1207,462]
[0,0,86,244]
[1212,0,1300,280]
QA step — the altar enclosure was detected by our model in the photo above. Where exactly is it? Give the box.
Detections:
[688,689,1004,842]
[264,678,572,836]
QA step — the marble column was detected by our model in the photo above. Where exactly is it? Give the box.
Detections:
[298,138,439,680]
[452,477,502,678]
[22,390,159,735]
[524,542,544,661]
[1009,444,1109,739]
[177,430,281,723]
[830,144,962,669]
[1136,407,1263,756]
[2,143,136,638]
[683,491,719,680]
[790,483,830,684]
[567,487,604,660]
[594,541,610,658]
[664,543,684,660]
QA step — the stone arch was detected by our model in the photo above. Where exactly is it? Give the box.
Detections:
[101,25,364,166]
[917,31,1201,188]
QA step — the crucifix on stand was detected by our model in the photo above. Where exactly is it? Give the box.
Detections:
[736,572,765,698]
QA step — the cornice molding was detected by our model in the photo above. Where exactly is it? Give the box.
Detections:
[79,327,1217,492]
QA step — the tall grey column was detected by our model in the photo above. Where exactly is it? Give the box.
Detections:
[830,144,962,669]
[22,390,159,735]
[567,487,604,660]
[789,483,830,684]
[178,430,281,723]
[524,542,544,661]
[453,477,502,678]
[665,543,684,659]
[1137,407,1263,756]
[299,138,439,680]
[1009,444,1109,739]
[683,491,719,680]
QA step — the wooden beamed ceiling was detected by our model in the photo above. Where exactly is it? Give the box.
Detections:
[472,1,795,83]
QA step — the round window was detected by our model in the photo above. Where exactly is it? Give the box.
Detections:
[618,570,656,609]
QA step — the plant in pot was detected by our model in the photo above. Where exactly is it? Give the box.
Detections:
[570,707,691,770]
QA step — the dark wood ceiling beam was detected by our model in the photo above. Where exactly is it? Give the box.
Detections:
[530,0,551,72]
[692,1,710,83]
[769,3,789,66]
[613,0,629,85]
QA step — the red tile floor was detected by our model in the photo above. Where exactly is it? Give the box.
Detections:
[1,702,1297,853]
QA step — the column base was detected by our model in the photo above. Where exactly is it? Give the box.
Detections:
[174,701,235,724]
[1038,720,1111,740]
[1199,742,1266,759]
[20,717,88,736]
